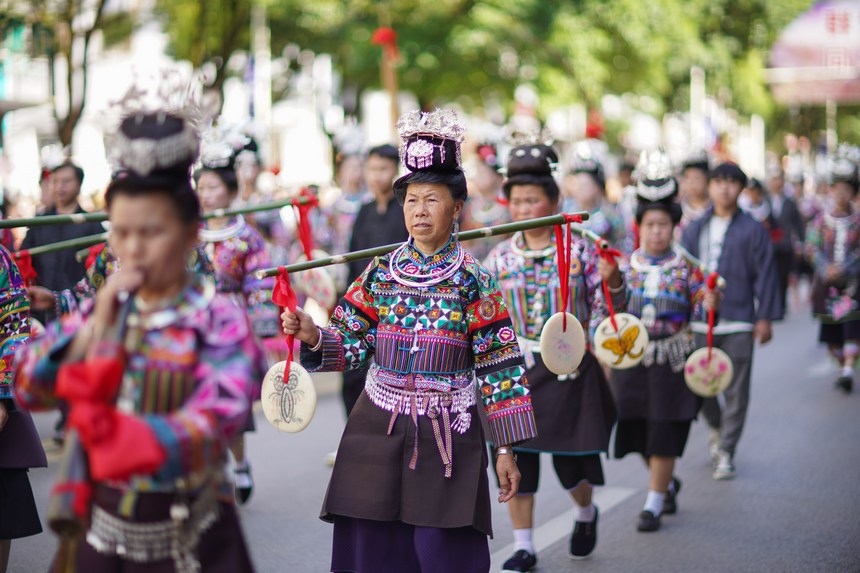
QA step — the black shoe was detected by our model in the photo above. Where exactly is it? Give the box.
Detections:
[663,477,682,515]
[234,465,254,505]
[835,376,853,394]
[637,510,661,532]
[501,549,537,572]
[569,506,598,559]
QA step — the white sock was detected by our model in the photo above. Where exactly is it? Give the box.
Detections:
[644,490,665,517]
[573,503,596,523]
[512,528,534,553]
[842,365,855,377]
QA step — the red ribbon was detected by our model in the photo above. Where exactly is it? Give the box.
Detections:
[553,214,584,330]
[294,188,319,262]
[272,267,298,364]
[496,196,510,207]
[13,250,38,287]
[706,272,719,361]
[371,26,399,60]
[52,481,93,519]
[86,243,107,270]
[597,243,623,332]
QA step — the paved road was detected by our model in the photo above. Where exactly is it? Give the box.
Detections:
[8,309,860,572]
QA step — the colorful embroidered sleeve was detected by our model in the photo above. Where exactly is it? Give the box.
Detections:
[687,262,711,322]
[465,261,537,447]
[804,216,829,274]
[300,259,379,372]
[13,304,88,410]
[0,292,30,406]
[241,229,280,339]
[145,301,263,481]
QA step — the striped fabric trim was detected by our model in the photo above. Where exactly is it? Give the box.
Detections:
[486,402,538,447]
[300,328,347,372]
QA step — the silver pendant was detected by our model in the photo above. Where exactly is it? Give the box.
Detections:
[641,304,657,328]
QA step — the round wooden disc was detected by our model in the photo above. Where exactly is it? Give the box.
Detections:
[261,361,317,433]
[294,249,337,309]
[684,347,734,397]
[593,313,650,370]
[539,312,586,376]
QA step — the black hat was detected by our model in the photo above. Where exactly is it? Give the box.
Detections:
[502,144,560,201]
[111,112,199,178]
[393,109,467,200]
[710,162,748,188]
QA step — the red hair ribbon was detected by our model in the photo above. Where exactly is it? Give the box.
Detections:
[597,243,623,332]
[13,250,38,287]
[371,27,399,60]
[52,481,93,519]
[552,214,584,330]
[272,267,298,364]
[706,272,719,361]
[294,188,320,262]
[496,196,510,207]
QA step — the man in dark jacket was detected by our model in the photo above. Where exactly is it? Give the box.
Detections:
[339,144,409,421]
[682,162,782,481]
[20,162,105,300]
[767,166,805,315]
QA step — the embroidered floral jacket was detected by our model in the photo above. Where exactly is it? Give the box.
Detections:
[301,240,537,447]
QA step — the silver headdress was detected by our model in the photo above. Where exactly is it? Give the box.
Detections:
[396,109,466,171]
[199,124,251,170]
[109,67,205,177]
[634,150,677,202]
[828,144,860,184]
[40,144,67,172]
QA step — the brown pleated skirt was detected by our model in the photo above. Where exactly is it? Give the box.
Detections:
[321,391,493,538]
[514,351,617,454]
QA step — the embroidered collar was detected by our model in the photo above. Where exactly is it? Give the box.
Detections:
[630,248,682,272]
[400,236,459,269]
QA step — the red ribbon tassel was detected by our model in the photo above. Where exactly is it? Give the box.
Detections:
[597,243,623,332]
[272,267,299,364]
[52,481,93,519]
[13,250,38,287]
[86,243,107,270]
[553,214,584,330]
[294,188,319,262]
[371,26,399,60]
[706,272,719,362]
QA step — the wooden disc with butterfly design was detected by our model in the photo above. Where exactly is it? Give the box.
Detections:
[261,361,317,433]
[593,313,650,370]
[539,312,586,376]
[293,249,338,310]
[684,347,733,397]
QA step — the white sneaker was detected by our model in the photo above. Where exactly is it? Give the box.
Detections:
[713,450,735,480]
[708,429,720,465]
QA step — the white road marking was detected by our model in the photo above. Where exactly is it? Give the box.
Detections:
[490,486,637,570]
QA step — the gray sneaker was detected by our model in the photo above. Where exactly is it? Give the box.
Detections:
[708,429,720,465]
[713,450,735,480]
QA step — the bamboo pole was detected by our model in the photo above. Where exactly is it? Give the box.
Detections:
[0,196,312,229]
[17,232,108,257]
[255,212,591,279]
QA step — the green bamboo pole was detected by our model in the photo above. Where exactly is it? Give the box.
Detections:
[17,232,108,257]
[673,242,727,289]
[0,196,312,229]
[255,212,591,279]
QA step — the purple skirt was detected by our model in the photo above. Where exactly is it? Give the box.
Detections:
[331,516,490,573]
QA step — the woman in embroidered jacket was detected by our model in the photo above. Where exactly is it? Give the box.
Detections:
[483,143,623,571]
[609,156,719,533]
[0,246,45,573]
[805,148,860,393]
[195,136,281,504]
[14,112,264,572]
[283,110,537,573]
